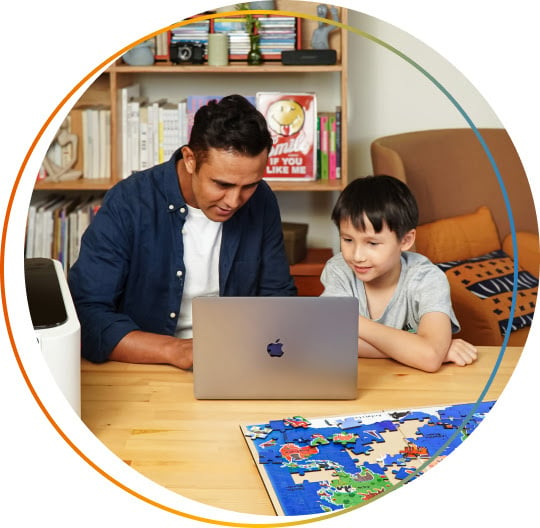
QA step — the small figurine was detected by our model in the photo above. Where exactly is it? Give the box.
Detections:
[41,118,82,182]
[311,4,339,50]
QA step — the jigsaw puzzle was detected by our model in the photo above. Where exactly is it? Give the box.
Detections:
[241,400,495,516]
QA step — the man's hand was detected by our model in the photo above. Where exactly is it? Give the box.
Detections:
[168,338,193,370]
[444,339,478,366]
[110,331,193,370]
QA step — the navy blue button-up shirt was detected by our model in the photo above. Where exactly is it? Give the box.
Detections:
[68,149,296,362]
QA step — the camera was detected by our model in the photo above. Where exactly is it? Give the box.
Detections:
[170,41,205,64]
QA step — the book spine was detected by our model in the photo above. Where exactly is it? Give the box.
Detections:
[329,115,337,180]
[335,106,342,179]
[319,114,329,181]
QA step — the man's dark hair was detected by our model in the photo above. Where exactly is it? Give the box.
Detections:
[331,175,419,239]
[188,94,273,164]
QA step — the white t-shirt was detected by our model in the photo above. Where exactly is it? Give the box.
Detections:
[175,205,222,338]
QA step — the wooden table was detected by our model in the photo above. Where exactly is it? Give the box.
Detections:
[81,346,521,516]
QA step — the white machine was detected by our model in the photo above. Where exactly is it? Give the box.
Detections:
[24,258,81,415]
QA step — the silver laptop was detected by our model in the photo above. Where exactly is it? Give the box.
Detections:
[192,296,359,400]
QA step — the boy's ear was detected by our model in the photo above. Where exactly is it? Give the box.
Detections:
[400,229,416,251]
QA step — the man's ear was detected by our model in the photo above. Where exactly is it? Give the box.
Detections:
[400,229,416,251]
[181,146,197,174]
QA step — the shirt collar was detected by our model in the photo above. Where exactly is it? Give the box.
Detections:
[162,147,187,212]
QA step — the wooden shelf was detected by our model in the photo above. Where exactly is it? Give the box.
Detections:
[34,179,112,192]
[109,62,344,74]
[34,3,348,194]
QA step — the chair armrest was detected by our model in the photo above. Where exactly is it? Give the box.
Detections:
[502,231,539,277]
[449,284,503,346]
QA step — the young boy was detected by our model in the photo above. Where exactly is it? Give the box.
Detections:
[321,175,478,372]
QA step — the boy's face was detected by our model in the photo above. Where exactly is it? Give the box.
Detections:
[339,215,415,286]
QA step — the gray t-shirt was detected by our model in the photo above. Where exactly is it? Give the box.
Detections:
[321,251,460,333]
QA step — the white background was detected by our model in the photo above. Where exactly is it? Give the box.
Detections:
[1,1,538,526]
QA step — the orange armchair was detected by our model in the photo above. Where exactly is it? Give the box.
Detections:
[371,128,539,346]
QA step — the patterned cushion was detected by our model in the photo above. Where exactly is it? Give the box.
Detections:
[437,250,538,334]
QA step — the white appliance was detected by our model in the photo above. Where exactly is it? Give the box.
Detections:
[25,258,81,415]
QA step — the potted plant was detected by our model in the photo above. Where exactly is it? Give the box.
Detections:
[236,2,263,65]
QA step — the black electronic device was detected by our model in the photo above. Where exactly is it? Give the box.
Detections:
[170,41,205,64]
[25,257,67,329]
[281,49,337,66]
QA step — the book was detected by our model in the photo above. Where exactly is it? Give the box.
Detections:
[186,95,222,139]
[256,92,318,181]
[335,105,342,179]
[158,102,180,162]
[117,84,140,179]
[126,96,147,174]
[329,114,337,180]
[318,113,329,181]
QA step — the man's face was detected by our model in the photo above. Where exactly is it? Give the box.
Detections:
[183,147,268,222]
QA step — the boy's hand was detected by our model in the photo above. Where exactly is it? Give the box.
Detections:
[444,339,478,366]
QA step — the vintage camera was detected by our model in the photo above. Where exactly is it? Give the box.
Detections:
[170,41,205,64]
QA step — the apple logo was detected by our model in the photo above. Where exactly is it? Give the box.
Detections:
[267,338,284,357]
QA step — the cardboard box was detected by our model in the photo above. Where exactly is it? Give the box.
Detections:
[282,222,308,264]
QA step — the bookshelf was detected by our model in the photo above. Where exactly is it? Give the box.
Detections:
[34,1,349,193]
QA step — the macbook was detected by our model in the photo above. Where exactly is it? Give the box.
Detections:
[192,296,359,399]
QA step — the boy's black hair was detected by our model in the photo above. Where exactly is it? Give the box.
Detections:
[331,175,419,239]
[189,94,273,164]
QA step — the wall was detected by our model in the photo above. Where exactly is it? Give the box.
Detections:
[279,7,503,251]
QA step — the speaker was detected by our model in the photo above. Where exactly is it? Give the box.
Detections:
[281,49,337,66]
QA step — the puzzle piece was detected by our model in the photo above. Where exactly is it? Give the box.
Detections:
[284,416,311,428]
[259,448,283,465]
[331,432,358,445]
[382,453,406,467]
[245,425,272,439]
[268,419,287,432]
[349,439,373,456]
[284,428,313,443]
[361,461,386,476]
[392,467,420,481]
[336,416,364,429]
[310,433,330,446]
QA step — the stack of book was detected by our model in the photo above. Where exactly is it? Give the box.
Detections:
[117,88,258,178]
[213,17,249,58]
[153,31,170,61]
[169,19,210,58]
[39,106,111,182]
[25,194,103,272]
[316,106,342,181]
[213,15,298,61]
[258,16,297,59]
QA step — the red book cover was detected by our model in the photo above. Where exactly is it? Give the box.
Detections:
[256,92,318,181]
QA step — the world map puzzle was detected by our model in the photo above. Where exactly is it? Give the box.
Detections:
[241,400,495,516]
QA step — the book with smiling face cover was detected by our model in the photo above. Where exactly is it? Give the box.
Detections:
[256,92,318,181]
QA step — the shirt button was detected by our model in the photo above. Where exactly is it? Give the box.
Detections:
[176,270,183,277]
[168,204,174,210]
[169,312,176,319]
[180,207,186,214]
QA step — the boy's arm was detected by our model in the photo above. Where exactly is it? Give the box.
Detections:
[358,311,456,372]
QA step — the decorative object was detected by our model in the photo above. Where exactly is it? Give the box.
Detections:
[311,4,339,49]
[236,2,263,65]
[207,33,229,66]
[122,39,155,66]
[42,118,82,182]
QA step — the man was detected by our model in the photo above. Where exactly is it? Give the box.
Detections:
[68,95,296,369]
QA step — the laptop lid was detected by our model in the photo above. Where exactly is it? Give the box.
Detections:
[192,296,359,400]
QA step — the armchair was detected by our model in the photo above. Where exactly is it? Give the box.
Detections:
[371,128,539,346]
